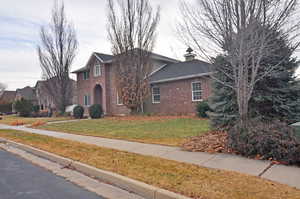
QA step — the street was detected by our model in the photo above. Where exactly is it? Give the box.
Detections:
[0,149,103,199]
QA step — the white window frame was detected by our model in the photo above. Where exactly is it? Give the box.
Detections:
[83,71,89,80]
[116,92,123,106]
[94,61,101,77]
[83,95,91,107]
[191,81,202,102]
[152,87,160,104]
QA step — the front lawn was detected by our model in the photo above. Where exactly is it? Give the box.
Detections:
[0,129,299,199]
[38,116,210,146]
[0,115,72,126]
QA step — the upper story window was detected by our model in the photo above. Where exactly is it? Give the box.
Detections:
[94,61,101,77]
[192,82,202,101]
[84,94,91,106]
[152,87,160,104]
[83,71,90,80]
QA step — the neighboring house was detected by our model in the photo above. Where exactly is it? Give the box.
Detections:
[35,79,77,111]
[72,48,213,115]
[15,86,37,104]
[0,91,16,104]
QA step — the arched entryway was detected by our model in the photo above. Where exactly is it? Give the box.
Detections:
[94,84,103,106]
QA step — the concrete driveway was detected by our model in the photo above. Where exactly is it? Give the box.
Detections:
[0,149,102,199]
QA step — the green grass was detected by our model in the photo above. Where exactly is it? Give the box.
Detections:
[0,115,72,125]
[38,116,210,146]
[1,129,299,199]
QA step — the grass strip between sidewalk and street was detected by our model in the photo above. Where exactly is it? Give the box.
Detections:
[0,129,299,199]
[37,117,210,146]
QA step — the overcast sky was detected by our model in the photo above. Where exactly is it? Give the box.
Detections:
[0,0,299,90]
[0,0,186,90]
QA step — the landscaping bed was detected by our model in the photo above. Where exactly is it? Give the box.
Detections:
[36,116,210,146]
[0,129,299,199]
[0,115,72,126]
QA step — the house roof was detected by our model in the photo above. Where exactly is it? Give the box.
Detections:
[0,91,16,103]
[72,52,113,73]
[72,50,178,73]
[149,59,213,84]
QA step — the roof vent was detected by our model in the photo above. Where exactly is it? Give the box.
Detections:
[184,47,196,61]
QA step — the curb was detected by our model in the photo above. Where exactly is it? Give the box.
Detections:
[0,138,191,199]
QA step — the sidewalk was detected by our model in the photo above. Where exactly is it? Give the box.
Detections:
[0,124,300,189]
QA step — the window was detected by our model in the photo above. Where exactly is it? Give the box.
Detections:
[192,82,202,101]
[94,62,101,77]
[152,87,160,103]
[83,71,90,80]
[116,92,123,105]
[84,95,91,106]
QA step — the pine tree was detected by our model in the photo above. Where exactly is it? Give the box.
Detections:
[210,33,300,129]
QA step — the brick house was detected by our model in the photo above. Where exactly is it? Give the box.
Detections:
[35,79,77,111]
[72,49,213,115]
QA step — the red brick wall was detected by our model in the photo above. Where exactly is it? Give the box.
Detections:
[144,77,212,115]
[106,64,131,115]
[77,57,108,114]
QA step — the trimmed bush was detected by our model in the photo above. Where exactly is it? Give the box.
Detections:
[89,104,103,119]
[0,103,12,114]
[32,105,40,113]
[228,119,300,164]
[196,101,211,118]
[14,98,33,117]
[73,105,84,119]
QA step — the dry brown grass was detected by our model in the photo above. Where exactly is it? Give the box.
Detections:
[0,129,299,199]
[29,121,47,128]
[10,120,25,126]
[0,115,72,126]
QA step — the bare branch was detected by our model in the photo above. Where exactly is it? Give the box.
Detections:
[37,1,78,113]
[107,0,160,113]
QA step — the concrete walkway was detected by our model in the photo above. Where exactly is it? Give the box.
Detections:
[0,124,300,189]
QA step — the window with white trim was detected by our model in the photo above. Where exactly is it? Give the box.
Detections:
[84,95,91,106]
[94,61,101,77]
[83,71,89,80]
[192,82,202,101]
[152,87,160,103]
[116,92,123,105]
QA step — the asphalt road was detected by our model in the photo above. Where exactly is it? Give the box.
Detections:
[0,149,103,199]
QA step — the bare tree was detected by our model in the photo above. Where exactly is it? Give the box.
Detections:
[0,82,6,96]
[107,0,160,113]
[37,2,78,114]
[179,0,300,121]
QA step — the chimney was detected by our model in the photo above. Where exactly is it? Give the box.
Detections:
[184,47,196,61]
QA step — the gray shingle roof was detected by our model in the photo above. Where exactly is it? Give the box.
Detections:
[72,50,178,73]
[149,59,213,83]
[72,52,113,73]
[0,91,16,103]
[94,52,114,62]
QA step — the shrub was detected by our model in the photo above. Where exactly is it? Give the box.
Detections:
[196,101,211,118]
[0,103,12,114]
[32,105,40,113]
[228,119,300,164]
[89,104,103,119]
[14,98,33,117]
[73,105,84,119]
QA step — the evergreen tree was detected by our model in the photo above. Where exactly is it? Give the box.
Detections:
[210,33,300,129]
